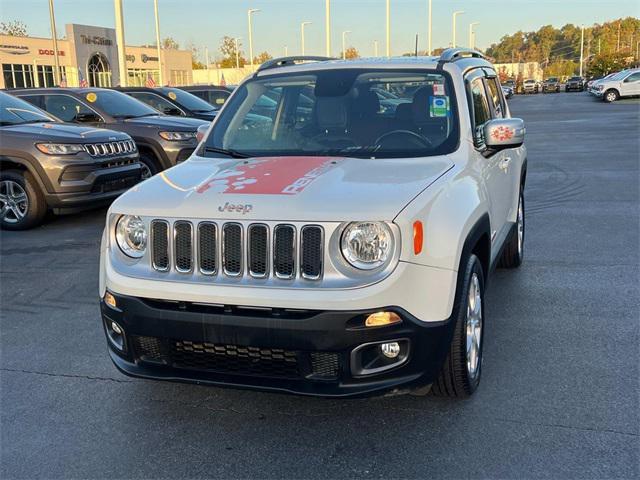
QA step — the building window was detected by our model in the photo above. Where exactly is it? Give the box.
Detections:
[170,70,191,87]
[127,69,160,87]
[2,64,36,88]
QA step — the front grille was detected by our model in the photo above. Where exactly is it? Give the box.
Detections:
[85,140,136,157]
[132,335,340,381]
[150,220,324,281]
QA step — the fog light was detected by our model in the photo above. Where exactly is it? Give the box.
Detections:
[380,342,400,358]
[111,321,122,335]
[104,292,117,309]
[365,311,402,327]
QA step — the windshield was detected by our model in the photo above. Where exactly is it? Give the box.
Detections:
[204,69,459,159]
[86,90,159,118]
[546,77,558,82]
[160,88,215,112]
[524,80,535,84]
[608,71,627,81]
[569,77,582,81]
[0,92,55,126]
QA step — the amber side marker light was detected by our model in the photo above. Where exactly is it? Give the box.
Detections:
[104,292,117,309]
[365,311,402,327]
[413,221,424,255]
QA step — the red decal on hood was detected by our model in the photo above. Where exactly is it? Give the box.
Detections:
[196,157,341,195]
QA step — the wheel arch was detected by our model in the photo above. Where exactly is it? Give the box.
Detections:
[0,155,50,194]
[133,141,170,170]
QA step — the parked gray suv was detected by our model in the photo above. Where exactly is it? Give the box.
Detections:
[0,91,140,230]
[12,88,208,179]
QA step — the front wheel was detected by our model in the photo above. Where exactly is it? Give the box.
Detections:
[138,152,161,180]
[603,89,619,103]
[0,170,47,230]
[431,254,485,398]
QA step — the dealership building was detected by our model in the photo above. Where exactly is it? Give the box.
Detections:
[1,23,193,89]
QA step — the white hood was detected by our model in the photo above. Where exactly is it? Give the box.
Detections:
[112,154,454,221]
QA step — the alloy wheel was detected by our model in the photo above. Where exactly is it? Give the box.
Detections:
[465,272,483,380]
[0,180,29,224]
[140,162,153,180]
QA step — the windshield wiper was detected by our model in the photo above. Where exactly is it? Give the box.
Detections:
[203,146,249,159]
[116,113,158,119]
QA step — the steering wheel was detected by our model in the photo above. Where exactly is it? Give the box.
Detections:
[375,130,433,150]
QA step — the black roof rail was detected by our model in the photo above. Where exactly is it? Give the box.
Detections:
[256,56,335,73]
[439,48,486,62]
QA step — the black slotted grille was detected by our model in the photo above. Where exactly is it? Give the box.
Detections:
[174,221,193,272]
[274,225,296,278]
[310,352,340,379]
[301,226,323,279]
[151,221,169,271]
[248,224,269,277]
[223,223,243,275]
[198,223,217,275]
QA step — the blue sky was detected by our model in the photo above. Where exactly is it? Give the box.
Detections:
[1,0,638,59]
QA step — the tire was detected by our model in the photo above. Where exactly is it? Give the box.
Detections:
[603,89,619,103]
[138,152,161,180]
[0,169,47,230]
[498,188,525,269]
[431,254,485,398]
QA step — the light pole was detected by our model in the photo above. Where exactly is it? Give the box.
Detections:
[342,30,351,59]
[385,0,391,57]
[301,21,312,55]
[247,8,260,67]
[284,45,289,56]
[452,10,464,48]
[374,40,379,57]
[469,22,479,49]
[427,0,432,55]
[325,0,331,56]
[114,0,128,86]
[153,0,163,85]
[579,25,585,77]
[234,37,242,68]
[48,0,61,85]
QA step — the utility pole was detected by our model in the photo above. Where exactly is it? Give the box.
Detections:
[616,21,620,52]
[114,0,128,86]
[204,46,209,70]
[234,37,242,68]
[48,0,61,85]
[374,40,379,57]
[248,8,260,67]
[153,0,163,85]
[579,25,585,77]
[427,0,432,55]
[342,30,351,59]
[469,22,479,49]
[452,11,464,48]
[325,0,331,56]
[301,21,312,55]
[386,0,391,57]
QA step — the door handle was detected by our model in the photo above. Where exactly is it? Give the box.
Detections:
[499,157,511,171]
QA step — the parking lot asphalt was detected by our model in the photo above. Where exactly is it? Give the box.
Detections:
[1,92,639,479]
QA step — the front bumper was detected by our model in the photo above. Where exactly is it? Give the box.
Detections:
[101,292,456,397]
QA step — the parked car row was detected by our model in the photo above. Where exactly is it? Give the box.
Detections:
[587,68,640,102]
[0,84,230,229]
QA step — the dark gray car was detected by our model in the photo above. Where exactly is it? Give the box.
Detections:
[12,88,208,179]
[0,91,140,230]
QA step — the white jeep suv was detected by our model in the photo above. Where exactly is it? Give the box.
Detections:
[99,49,527,398]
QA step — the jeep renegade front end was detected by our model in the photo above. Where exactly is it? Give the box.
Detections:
[100,49,527,398]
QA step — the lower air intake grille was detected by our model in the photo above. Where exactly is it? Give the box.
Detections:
[310,352,340,379]
[274,225,295,278]
[151,221,169,271]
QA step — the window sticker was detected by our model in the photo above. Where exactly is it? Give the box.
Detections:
[430,95,449,117]
[167,91,177,100]
[433,83,445,96]
[86,92,97,103]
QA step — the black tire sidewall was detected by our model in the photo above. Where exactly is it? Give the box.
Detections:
[138,153,160,178]
[0,170,45,230]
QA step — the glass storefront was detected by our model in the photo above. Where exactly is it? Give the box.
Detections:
[2,64,68,88]
[127,69,160,87]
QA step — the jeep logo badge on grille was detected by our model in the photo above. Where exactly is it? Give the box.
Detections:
[218,202,253,215]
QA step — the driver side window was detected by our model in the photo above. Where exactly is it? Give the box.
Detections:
[42,95,96,122]
[624,72,640,83]
[469,77,491,147]
[128,92,182,115]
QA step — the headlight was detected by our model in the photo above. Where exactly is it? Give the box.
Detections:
[341,222,393,270]
[115,215,147,258]
[159,131,197,141]
[35,143,86,155]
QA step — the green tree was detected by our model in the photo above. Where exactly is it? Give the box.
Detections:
[219,36,247,68]
[339,46,360,60]
[187,43,205,69]
[587,52,631,77]
[254,51,273,65]
[0,20,28,36]
[161,37,179,50]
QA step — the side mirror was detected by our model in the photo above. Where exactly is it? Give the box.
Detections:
[75,112,101,123]
[196,123,210,143]
[484,118,525,149]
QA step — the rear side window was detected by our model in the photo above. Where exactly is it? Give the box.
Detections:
[42,94,96,122]
[485,77,505,118]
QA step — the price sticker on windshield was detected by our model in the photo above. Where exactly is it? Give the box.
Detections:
[168,91,177,100]
[86,92,97,103]
[430,96,449,117]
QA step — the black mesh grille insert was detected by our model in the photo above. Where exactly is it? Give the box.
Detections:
[274,225,295,278]
[174,221,193,272]
[151,221,169,271]
[133,336,168,364]
[223,223,242,275]
[248,224,268,277]
[172,340,300,379]
[310,352,340,379]
[198,223,217,275]
[301,226,323,279]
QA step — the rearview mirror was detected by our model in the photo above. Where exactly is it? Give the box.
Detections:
[163,107,182,116]
[484,118,525,149]
[75,112,101,123]
[196,123,209,143]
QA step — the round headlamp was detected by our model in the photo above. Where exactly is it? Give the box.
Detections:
[115,215,147,258]
[341,222,393,270]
